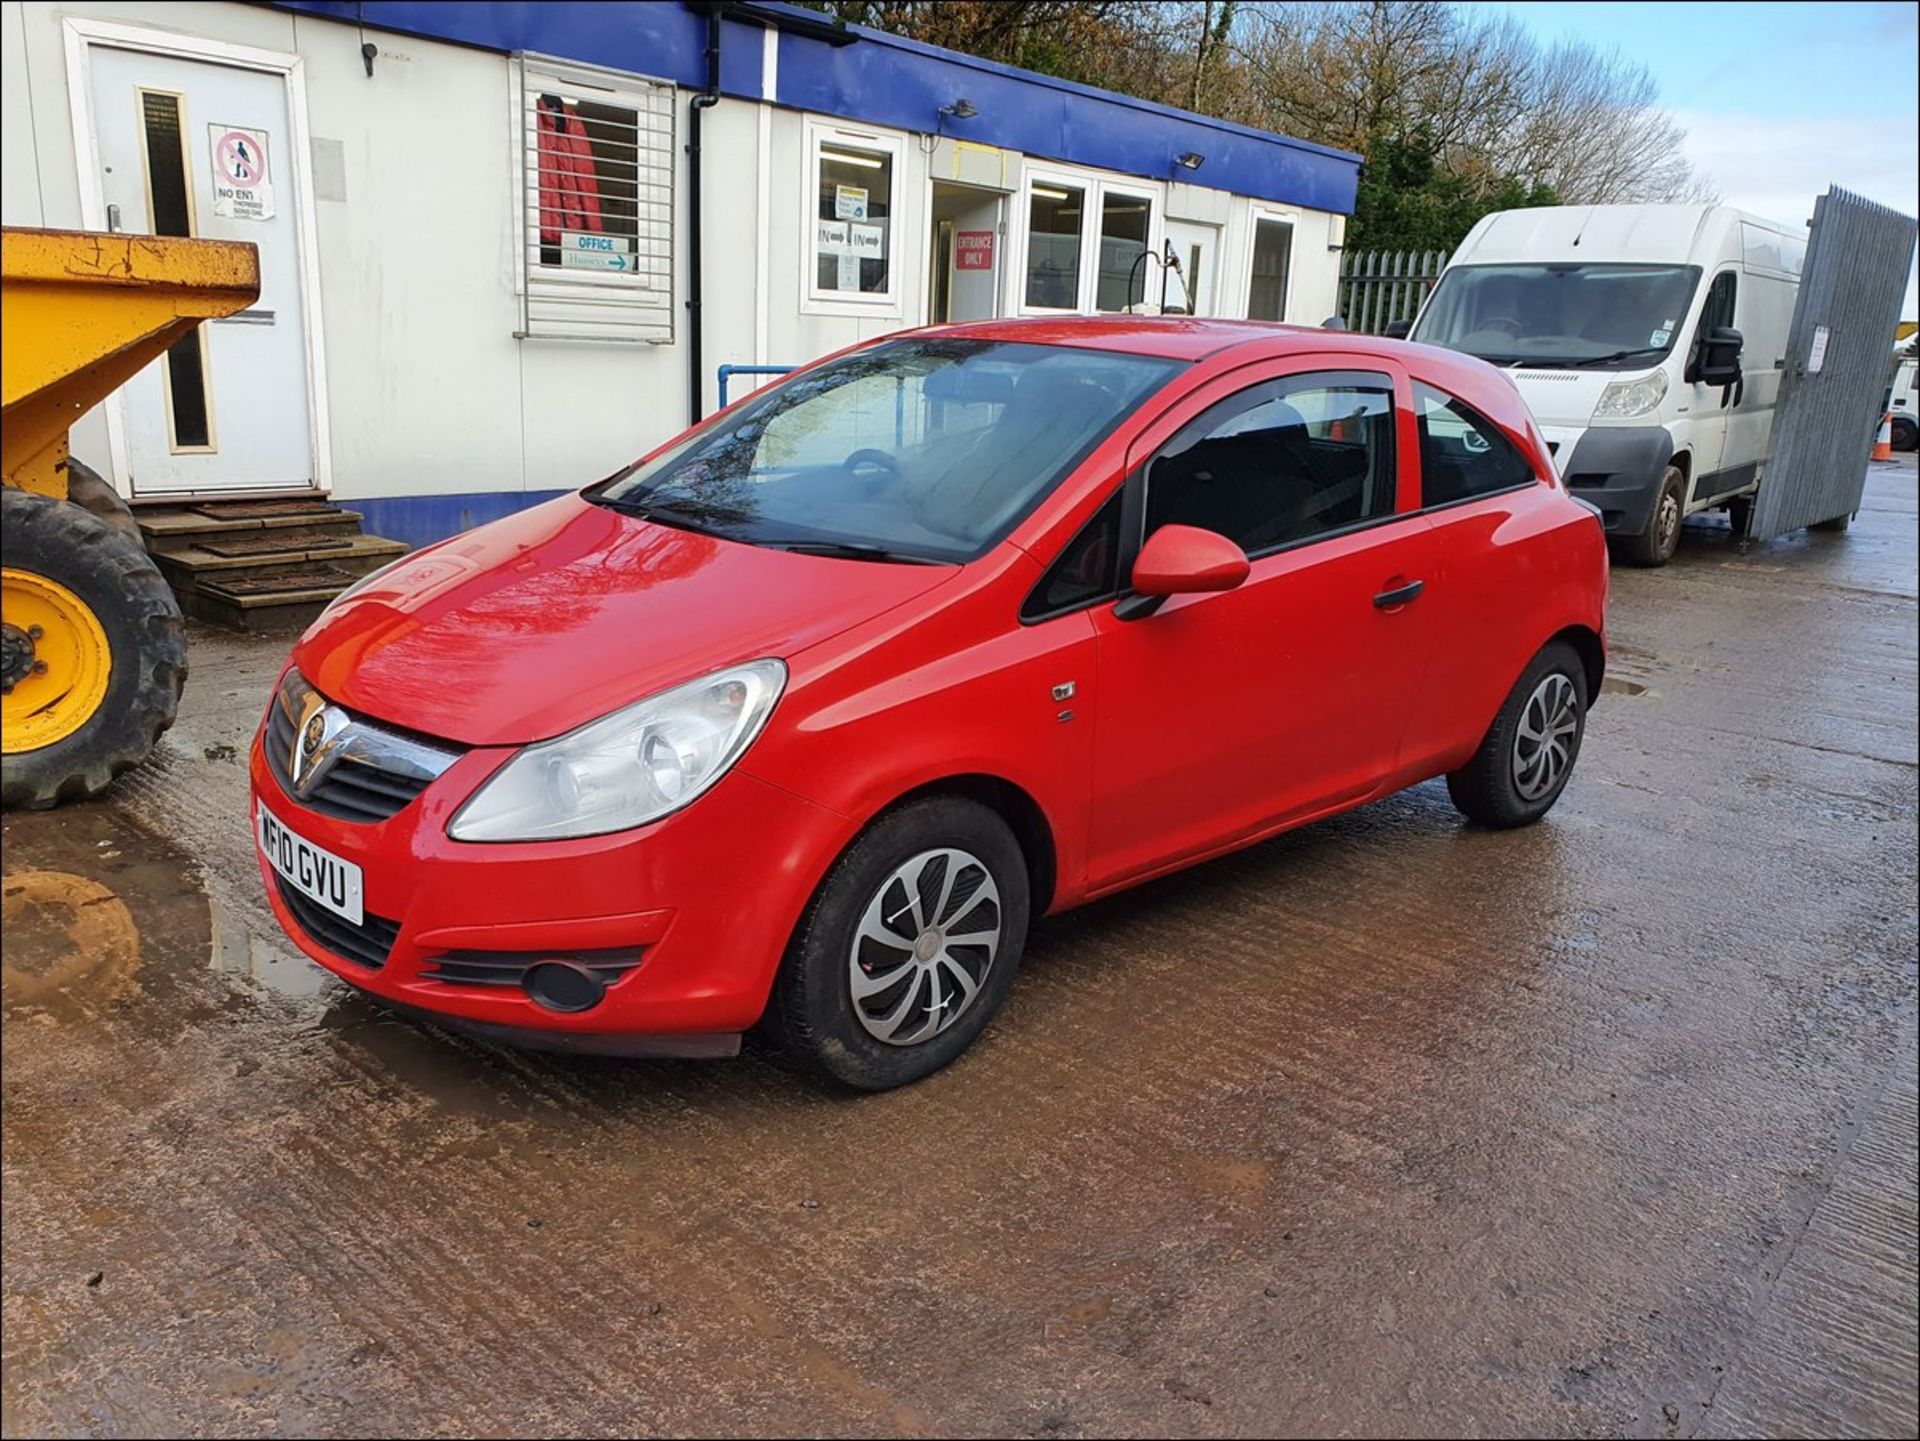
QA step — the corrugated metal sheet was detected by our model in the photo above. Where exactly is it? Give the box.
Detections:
[1747,188,1918,544]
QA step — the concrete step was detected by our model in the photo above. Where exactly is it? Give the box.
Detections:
[137,499,366,545]
[152,532,407,577]
[135,496,408,632]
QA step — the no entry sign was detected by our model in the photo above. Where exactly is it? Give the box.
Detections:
[208,124,275,221]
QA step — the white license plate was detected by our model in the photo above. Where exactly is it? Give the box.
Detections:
[258,803,365,926]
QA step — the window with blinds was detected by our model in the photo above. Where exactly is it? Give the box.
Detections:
[516,54,675,343]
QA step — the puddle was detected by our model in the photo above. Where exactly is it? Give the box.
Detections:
[0,800,336,1028]
[1601,676,1650,697]
[1,869,142,1020]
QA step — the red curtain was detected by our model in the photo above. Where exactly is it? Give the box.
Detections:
[537,96,604,245]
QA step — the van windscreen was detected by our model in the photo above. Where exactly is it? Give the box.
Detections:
[1412,263,1703,370]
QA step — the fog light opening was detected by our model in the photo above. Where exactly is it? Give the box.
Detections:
[523,960,607,1013]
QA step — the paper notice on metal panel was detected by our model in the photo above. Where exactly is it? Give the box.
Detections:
[1807,325,1831,374]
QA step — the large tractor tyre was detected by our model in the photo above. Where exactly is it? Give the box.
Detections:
[1,487,187,810]
[64,457,144,544]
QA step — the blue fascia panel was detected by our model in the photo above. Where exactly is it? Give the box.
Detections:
[270,1,1358,213]
[347,488,573,549]
[776,27,1358,214]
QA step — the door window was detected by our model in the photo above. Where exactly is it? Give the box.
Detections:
[1025,183,1086,308]
[1144,372,1397,555]
[137,90,214,452]
[1247,215,1294,321]
[1413,383,1536,506]
[1095,190,1153,312]
[1688,270,1738,378]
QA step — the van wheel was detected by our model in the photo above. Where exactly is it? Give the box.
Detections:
[1446,641,1588,829]
[1617,465,1686,567]
[1892,415,1918,451]
[1810,511,1851,533]
[766,797,1030,1090]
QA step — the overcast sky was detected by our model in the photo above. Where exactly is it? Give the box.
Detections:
[1469,0,1919,316]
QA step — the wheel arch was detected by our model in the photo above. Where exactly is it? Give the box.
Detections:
[1549,623,1606,705]
[882,773,1059,917]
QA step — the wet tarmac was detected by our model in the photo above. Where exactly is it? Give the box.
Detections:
[4,457,1916,1438]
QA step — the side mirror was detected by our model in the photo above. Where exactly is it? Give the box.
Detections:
[1114,525,1250,620]
[1698,325,1744,386]
[1384,318,1413,340]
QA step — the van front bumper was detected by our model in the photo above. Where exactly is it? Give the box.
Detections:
[1555,426,1674,536]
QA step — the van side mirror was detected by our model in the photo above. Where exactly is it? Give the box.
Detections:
[1114,525,1250,620]
[1384,318,1413,340]
[1698,326,1744,387]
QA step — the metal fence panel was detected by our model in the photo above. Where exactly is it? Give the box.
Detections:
[1338,249,1446,334]
[1747,188,1918,544]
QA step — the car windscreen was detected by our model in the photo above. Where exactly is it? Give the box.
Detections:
[588,339,1181,563]
[1412,263,1703,370]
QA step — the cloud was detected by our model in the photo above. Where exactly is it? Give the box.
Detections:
[1669,108,1918,315]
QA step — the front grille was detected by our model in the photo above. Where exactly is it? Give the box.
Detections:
[264,680,461,825]
[424,949,645,991]
[275,875,400,970]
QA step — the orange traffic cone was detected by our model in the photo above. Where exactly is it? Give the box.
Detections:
[1872,413,1893,461]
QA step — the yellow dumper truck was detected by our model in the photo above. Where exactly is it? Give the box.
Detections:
[1,227,259,808]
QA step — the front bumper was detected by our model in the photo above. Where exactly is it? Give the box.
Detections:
[1554,425,1675,537]
[249,718,853,1041]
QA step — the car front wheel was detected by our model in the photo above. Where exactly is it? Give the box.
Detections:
[1446,641,1589,828]
[766,796,1030,1090]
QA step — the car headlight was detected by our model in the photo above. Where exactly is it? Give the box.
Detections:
[1591,368,1669,420]
[448,659,787,842]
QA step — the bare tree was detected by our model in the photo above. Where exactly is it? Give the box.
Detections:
[1228,1,1711,205]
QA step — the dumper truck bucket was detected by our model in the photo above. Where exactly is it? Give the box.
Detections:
[1,228,260,497]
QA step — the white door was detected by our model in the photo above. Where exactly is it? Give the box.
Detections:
[1163,219,1219,316]
[87,45,315,496]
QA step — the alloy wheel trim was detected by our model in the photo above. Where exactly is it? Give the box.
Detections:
[848,847,1002,1046]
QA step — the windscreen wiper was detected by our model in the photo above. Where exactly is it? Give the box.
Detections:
[766,539,948,566]
[1560,346,1665,368]
[591,494,730,536]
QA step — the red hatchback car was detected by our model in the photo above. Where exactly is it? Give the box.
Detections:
[253,317,1607,1089]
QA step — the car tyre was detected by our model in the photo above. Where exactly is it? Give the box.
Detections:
[1446,641,1588,829]
[766,796,1030,1090]
[1616,464,1686,567]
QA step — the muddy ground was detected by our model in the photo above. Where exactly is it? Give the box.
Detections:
[4,457,1916,1439]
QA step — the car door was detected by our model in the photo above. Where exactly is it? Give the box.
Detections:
[1083,358,1441,892]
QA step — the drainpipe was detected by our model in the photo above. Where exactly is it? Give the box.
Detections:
[684,3,854,425]
[686,6,722,427]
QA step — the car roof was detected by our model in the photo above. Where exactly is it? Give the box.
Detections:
[924,314,1383,361]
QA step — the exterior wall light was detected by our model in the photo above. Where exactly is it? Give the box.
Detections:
[1176,152,1205,171]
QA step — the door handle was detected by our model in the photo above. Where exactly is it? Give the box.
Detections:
[106,203,121,233]
[1373,579,1425,609]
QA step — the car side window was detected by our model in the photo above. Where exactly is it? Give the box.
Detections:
[1023,490,1124,621]
[1143,371,1397,556]
[1414,382,1535,507]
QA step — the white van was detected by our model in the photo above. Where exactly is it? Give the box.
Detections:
[1407,205,1806,564]
[1887,343,1917,451]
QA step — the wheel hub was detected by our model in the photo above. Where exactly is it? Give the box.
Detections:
[1,568,113,755]
[0,621,36,694]
[849,848,1003,1047]
[1512,672,1578,802]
